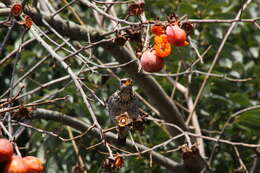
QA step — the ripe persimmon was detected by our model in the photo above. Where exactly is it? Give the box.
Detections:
[140,49,164,72]
[151,25,165,35]
[4,155,28,173]
[166,24,187,46]
[23,156,44,173]
[0,138,13,163]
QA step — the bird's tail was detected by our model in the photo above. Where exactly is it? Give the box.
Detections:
[117,127,128,146]
[117,135,127,146]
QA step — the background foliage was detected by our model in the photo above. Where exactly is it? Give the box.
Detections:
[0,0,259,173]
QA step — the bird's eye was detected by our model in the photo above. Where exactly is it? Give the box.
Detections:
[127,80,132,85]
[121,80,126,84]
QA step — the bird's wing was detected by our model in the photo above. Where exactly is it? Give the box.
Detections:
[127,94,140,118]
[107,90,121,119]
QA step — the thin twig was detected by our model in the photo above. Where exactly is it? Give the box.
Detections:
[186,0,253,125]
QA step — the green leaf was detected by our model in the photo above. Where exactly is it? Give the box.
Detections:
[235,109,260,135]
[230,93,251,107]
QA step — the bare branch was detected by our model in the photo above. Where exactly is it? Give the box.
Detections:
[31,108,189,173]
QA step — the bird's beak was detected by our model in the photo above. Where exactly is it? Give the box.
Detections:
[123,79,133,87]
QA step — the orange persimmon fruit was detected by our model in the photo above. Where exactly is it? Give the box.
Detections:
[153,34,171,58]
[4,155,28,173]
[151,25,165,35]
[140,49,164,72]
[0,138,13,163]
[23,156,44,173]
[166,24,188,47]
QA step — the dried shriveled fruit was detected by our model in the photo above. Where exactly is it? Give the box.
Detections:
[19,105,30,118]
[140,49,164,72]
[126,29,142,43]
[4,155,28,173]
[23,156,44,173]
[115,113,132,127]
[181,144,204,172]
[180,22,193,33]
[128,2,145,16]
[72,164,84,173]
[11,3,22,17]
[0,138,13,163]
[133,118,145,132]
[24,16,33,29]
[103,157,115,172]
[103,155,124,172]
[114,35,128,46]
[12,106,33,120]
[114,155,124,168]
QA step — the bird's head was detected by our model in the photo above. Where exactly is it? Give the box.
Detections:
[119,78,133,91]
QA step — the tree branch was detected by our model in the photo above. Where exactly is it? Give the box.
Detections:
[23,6,205,172]
[31,108,189,173]
[23,5,188,145]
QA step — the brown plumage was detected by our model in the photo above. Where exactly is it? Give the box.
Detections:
[107,78,140,145]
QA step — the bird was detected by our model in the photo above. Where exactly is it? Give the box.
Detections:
[107,78,140,146]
